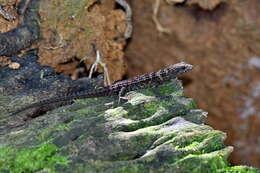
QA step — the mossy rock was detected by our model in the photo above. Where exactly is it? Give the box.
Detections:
[0,67,259,173]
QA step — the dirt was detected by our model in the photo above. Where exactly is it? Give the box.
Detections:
[37,0,127,82]
[0,0,19,33]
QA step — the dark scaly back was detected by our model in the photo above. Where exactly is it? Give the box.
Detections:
[10,87,113,116]
[11,62,192,115]
[111,62,192,92]
[110,70,158,92]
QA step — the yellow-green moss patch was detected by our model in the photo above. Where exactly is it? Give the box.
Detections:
[0,143,69,173]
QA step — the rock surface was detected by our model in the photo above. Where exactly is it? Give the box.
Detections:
[0,55,259,172]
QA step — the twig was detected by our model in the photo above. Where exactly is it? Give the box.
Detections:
[152,0,172,34]
[88,49,111,86]
[114,0,133,41]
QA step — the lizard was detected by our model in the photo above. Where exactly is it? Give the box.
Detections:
[10,62,192,116]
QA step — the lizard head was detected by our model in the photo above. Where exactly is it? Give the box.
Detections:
[167,62,193,77]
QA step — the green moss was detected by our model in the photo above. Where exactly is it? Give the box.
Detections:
[126,101,160,120]
[174,130,224,154]
[0,143,69,173]
[200,132,225,154]
[56,124,70,131]
[127,92,156,106]
[104,107,128,120]
[177,131,224,152]
[185,98,197,109]
[156,80,183,96]
[37,127,53,141]
[76,106,94,115]
[218,166,260,173]
[124,80,194,121]
[144,101,159,115]
[117,164,146,173]
[183,141,200,150]
[126,97,193,121]
[173,151,229,173]
[37,123,70,141]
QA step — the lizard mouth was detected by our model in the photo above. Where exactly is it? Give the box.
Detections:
[176,62,193,73]
[185,63,193,72]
